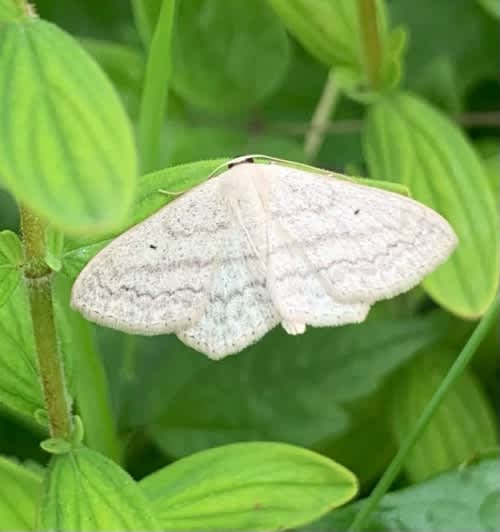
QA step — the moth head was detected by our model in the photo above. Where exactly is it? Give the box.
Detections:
[227,155,255,169]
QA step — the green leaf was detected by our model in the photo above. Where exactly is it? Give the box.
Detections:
[0,456,42,531]
[312,457,500,532]
[80,38,144,117]
[237,155,411,196]
[477,0,500,18]
[267,0,362,70]
[476,139,499,198]
[0,0,25,23]
[320,388,397,487]
[54,274,121,461]
[390,0,498,101]
[268,0,405,94]
[40,437,73,455]
[0,281,74,420]
[172,0,290,113]
[44,226,64,272]
[364,92,499,318]
[141,442,358,531]
[0,230,22,308]
[137,312,450,457]
[0,18,137,234]
[0,229,23,266]
[61,241,110,280]
[62,158,225,277]
[40,446,158,531]
[163,123,306,168]
[0,283,43,416]
[390,349,498,482]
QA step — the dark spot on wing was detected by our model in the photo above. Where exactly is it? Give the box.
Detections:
[354,209,360,215]
[149,244,157,249]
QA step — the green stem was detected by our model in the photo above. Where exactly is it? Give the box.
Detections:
[348,296,500,531]
[138,0,176,174]
[304,69,339,162]
[20,206,72,439]
[72,309,122,461]
[357,0,382,89]
[130,0,154,48]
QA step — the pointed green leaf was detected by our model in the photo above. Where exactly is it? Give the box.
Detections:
[0,18,137,234]
[364,92,498,318]
[390,349,497,482]
[0,231,21,308]
[44,226,64,272]
[0,456,42,531]
[40,446,158,531]
[172,0,290,113]
[141,442,357,531]
[312,457,500,532]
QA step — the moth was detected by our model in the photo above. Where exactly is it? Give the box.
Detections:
[71,155,458,359]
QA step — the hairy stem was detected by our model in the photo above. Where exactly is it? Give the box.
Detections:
[20,206,72,439]
[357,0,382,89]
[304,69,339,161]
[348,296,500,531]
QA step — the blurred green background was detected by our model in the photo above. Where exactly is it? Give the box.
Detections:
[0,0,498,521]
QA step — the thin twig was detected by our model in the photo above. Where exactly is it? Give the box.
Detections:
[174,111,500,142]
[303,69,340,161]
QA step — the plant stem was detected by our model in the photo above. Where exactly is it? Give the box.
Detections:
[130,0,154,48]
[304,69,339,162]
[20,206,72,440]
[348,296,500,531]
[72,310,122,461]
[138,0,176,174]
[357,0,382,89]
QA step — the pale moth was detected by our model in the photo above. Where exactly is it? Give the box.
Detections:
[71,155,458,359]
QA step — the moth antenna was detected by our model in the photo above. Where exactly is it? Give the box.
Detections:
[158,188,184,197]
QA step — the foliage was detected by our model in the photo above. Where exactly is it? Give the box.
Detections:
[311,456,500,531]
[0,0,498,531]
